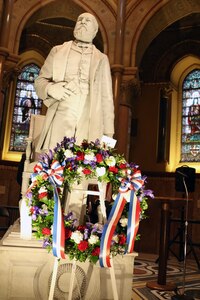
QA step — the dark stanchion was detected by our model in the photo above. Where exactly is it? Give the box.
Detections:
[146,198,176,291]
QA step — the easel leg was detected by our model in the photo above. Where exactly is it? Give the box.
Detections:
[48,258,59,300]
[68,259,77,300]
[109,257,119,300]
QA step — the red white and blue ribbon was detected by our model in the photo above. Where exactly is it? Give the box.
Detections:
[126,190,141,253]
[47,160,65,259]
[29,160,65,259]
[99,193,126,267]
[99,170,144,268]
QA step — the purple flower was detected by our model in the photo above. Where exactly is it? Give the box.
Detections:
[143,189,154,198]
[43,238,52,248]
[84,228,89,239]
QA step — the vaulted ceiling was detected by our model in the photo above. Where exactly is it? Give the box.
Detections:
[139,13,200,83]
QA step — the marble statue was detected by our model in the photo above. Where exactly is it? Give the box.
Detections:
[34,12,115,151]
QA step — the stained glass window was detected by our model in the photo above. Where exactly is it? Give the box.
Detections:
[9,64,42,152]
[181,69,200,162]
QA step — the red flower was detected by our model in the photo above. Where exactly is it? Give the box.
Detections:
[38,192,48,199]
[119,163,127,169]
[77,225,86,232]
[109,166,118,174]
[65,228,72,239]
[30,207,35,214]
[42,227,51,235]
[82,168,92,175]
[78,240,89,251]
[76,151,85,161]
[96,153,103,163]
[91,247,100,256]
[119,234,126,245]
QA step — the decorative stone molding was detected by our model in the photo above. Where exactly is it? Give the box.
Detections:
[120,78,141,108]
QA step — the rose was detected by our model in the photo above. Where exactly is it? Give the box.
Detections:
[119,234,126,245]
[71,230,83,244]
[78,240,89,251]
[109,166,118,174]
[77,225,86,232]
[42,227,51,235]
[76,151,84,161]
[91,247,100,256]
[96,153,103,163]
[88,234,99,245]
[65,228,72,239]
[82,168,92,175]
[96,166,106,177]
[119,163,127,169]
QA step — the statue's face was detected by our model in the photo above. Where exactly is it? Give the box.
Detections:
[73,13,98,43]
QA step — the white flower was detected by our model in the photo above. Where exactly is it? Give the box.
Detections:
[77,166,83,174]
[105,156,116,166]
[38,186,47,193]
[85,151,96,161]
[64,149,74,159]
[112,234,119,243]
[96,167,106,177]
[88,234,99,245]
[112,194,118,200]
[71,230,83,244]
[119,217,128,227]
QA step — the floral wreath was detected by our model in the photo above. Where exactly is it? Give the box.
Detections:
[25,137,153,267]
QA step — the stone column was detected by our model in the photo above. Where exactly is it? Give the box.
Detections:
[0,0,14,150]
[112,0,126,144]
[118,68,141,159]
[0,0,14,47]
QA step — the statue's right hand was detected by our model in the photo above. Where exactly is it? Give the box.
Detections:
[47,82,70,101]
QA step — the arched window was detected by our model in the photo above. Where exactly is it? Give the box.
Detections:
[9,64,42,152]
[181,69,200,162]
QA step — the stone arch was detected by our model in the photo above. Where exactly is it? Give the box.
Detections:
[12,0,115,57]
[131,0,200,67]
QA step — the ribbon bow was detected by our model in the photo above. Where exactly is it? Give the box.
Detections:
[99,169,144,268]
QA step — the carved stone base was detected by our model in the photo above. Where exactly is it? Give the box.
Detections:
[0,221,138,300]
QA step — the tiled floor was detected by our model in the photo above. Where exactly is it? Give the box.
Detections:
[132,253,200,300]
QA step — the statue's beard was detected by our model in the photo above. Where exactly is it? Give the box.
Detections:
[74,27,94,43]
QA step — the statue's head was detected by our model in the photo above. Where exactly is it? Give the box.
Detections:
[73,13,98,43]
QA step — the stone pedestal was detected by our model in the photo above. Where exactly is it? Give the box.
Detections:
[0,220,137,300]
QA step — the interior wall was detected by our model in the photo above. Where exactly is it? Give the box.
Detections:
[129,84,168,173]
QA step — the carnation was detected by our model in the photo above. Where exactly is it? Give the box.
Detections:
[78,240,89,251]
[42,227,51,235]
[84,151,96,162]
[96,166,106,177]
[71,230,83,244]
[88,234,99,245]
[64,149,74,159]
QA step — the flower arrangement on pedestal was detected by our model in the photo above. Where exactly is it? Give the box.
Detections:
[25,137,153,266]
